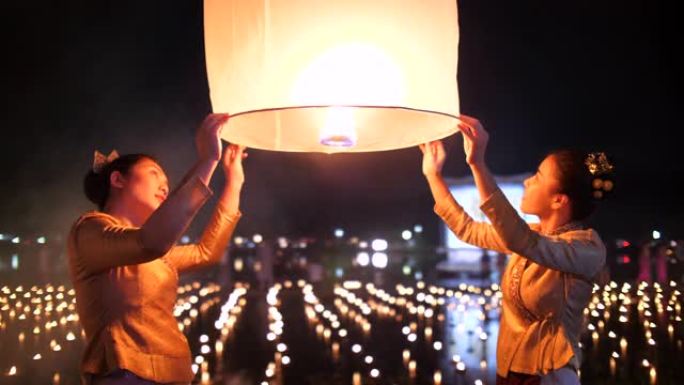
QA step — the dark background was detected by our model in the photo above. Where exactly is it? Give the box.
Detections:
[2,0,680,245]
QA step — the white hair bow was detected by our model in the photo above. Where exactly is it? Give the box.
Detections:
[92,150,119,174]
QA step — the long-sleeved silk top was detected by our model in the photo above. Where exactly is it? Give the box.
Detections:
[67,177,241,384]
[435,189,605,377]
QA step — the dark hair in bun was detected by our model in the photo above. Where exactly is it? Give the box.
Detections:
[83,154,157,210]
[548,150,615,222]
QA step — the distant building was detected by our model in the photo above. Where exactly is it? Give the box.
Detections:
[437,174,538,274]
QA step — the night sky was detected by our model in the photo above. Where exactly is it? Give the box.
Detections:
[2,0,679,245]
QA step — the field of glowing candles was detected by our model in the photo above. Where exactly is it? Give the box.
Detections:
[1,275,682,385]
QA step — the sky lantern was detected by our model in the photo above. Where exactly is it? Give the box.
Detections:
[204,0,460,153]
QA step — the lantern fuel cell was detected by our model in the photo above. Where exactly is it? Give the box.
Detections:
[204,0,461,153]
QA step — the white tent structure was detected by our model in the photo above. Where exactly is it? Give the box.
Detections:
[437,173,537,274]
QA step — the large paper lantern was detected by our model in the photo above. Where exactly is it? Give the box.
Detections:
[204,0,460,153]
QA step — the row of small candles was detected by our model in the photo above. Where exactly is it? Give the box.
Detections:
[2,278,681,384]
[303,282,385,384]
[336,284,425,382]
[262,283,287,385]
[304,280,498,385]
[360,281,495,384]
[0,284,82,383]
[333,279,682,385]
[584,280,681,384]
[190,283,248,384]
[0,281,244,384]
[175,282,223,332]
[244,279,321,385]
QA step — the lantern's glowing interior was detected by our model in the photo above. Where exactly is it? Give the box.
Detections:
[291,43,405,107]
[291,43,406,148]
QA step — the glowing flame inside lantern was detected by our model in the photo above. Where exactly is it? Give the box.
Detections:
[291,43,405,148]
[320,107,356,147]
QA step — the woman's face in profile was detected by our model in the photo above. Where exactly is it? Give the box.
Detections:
[520,155,562,217]
[115,158,169,217]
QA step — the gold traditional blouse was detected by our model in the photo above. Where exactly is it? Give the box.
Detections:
[435,188,605,377]
[67,177,241,384]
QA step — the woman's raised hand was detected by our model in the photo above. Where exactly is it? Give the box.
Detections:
[222,144,247,186]
[419,140,446,178]
[458,115,489,167]
[195,113,230,163]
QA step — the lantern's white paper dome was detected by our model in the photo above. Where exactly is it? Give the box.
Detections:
[205,0,460,153]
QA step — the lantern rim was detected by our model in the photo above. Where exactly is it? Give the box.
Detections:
[219,105,461,153]
[226,105,458,121]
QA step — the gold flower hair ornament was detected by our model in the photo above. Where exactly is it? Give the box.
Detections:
[92,150,120,174]
[585,152,614,199]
